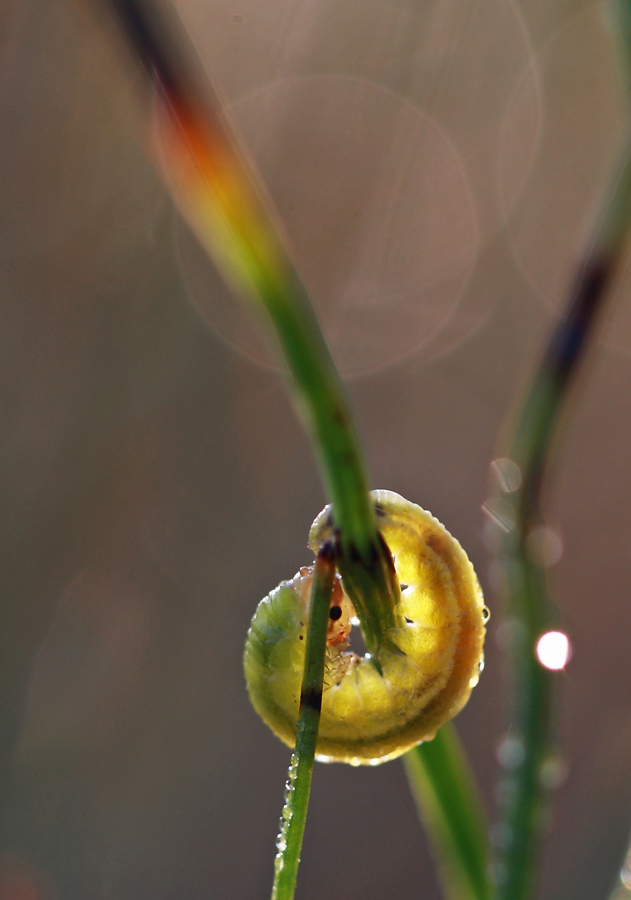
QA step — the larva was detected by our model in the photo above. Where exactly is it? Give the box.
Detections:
[292,566,355,686]
[244,490,487,766]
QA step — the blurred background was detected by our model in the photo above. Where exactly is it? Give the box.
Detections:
[1,0,631,897]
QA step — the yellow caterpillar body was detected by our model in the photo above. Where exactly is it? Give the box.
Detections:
[244,490,487,766]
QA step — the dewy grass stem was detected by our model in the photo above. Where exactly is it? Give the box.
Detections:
[494,4,631,897]
[271,543,335,900]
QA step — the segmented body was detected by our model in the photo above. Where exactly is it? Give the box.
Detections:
[244,490,486,766]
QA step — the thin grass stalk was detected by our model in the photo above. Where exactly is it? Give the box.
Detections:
[102,0,400,659]
[271,543,335,900]
[495,4,631,896]
[405,725,494,900]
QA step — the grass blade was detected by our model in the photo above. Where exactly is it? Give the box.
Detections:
[271,543,335,900]
[493,4,631,893]
[404,725,494,900]
[102,0,400,659]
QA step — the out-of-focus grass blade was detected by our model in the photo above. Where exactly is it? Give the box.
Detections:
[491,3,631,897]
[404,724,494,900]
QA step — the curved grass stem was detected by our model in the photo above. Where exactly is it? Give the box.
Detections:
[103,0,399,658]
[494,5,631,895]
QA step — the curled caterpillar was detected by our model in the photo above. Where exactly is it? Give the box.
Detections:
[244,490,487,766]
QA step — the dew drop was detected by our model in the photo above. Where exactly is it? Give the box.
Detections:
[482,519,503,553]
[526,525,563,568]
[490,457,522,493]
[496,734,526,769]
[481,497,516,533]
[538,753,569,789]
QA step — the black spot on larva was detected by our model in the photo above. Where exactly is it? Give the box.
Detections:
[300,688,323,712]
[319,540,336,564]
[374,503,387,518]
[404,616,414,624]
[299,635,304,640]
[400,583,409,591]
[329,605,342,621]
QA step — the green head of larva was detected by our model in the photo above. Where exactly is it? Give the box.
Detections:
[244,490,487,766]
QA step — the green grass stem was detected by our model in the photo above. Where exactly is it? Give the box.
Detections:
[494,6,631,897]
[271,543,335,900]
[103,0,401,659]
[405,725,494,900]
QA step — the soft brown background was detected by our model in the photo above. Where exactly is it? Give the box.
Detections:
[1,0,631,897]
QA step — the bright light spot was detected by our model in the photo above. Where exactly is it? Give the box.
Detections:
[526,525,563,568]
[490,457,522,493]
[481,498,516,534]
[350,616,360,626]
[536,631,571,670]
